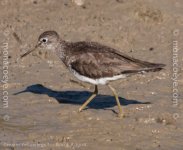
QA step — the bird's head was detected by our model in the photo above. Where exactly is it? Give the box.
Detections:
[38,31,60,50]
[20,31,60,58]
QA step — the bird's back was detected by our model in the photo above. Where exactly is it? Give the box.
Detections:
[61,41,165,79]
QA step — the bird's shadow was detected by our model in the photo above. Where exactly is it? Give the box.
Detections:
[14,84,151,112]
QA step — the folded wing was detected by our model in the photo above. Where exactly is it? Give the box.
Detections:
[67,42,165,79]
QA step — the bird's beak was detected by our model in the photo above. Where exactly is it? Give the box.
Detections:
[20,42,41,59]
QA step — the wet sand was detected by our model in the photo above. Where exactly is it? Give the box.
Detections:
[0,0,183,149]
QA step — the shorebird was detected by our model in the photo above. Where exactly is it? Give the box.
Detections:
[20,31,165,117]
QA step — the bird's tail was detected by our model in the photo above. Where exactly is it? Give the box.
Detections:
[122,63,166,74]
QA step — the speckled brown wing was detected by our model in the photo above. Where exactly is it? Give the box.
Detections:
[65,41,165,79]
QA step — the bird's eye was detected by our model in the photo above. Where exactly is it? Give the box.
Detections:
[42,38,48,43]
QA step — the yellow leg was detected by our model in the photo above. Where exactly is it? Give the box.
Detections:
[79,85,98,112]
[107,84,124,118]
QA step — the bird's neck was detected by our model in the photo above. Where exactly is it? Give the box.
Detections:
[55,40,68,62]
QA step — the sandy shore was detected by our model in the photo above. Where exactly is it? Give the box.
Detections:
[0,0,183,149]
